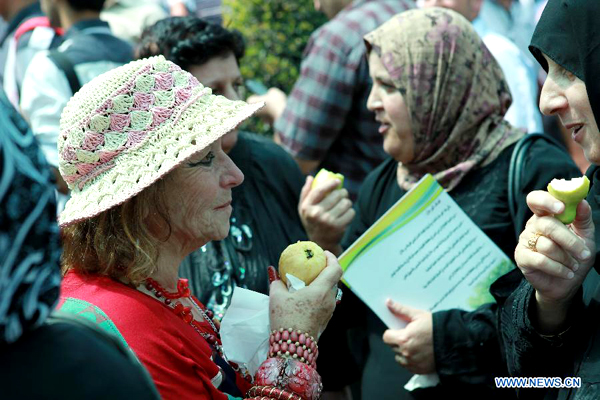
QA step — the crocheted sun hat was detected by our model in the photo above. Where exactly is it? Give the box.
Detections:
[57,55,263,227]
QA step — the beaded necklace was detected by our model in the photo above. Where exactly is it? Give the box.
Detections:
[140,277,253,382]
[142,278,224,357]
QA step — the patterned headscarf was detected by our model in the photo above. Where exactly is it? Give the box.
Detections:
[364,8,525,191]
[0,91,62,344]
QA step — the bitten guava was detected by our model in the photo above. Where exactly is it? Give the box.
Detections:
[547,176,590,224]
[312,168,344,190]
[278,241,327,285]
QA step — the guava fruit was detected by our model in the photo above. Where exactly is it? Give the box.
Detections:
[312,168,344,190]
[547,176,590,224]
[278,241,327,285]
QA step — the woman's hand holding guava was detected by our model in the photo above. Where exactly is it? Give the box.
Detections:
[299,176,355,256]
[269,252,342,340]
[515,190,595,332]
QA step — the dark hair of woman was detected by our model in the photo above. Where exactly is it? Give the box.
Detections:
[136,17,245,71]
[67,0,106,12]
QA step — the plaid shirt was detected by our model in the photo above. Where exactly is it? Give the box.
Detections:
[275,0,414,200]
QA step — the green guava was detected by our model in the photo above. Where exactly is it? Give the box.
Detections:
[547,176,590,224]
[312,168,344,190]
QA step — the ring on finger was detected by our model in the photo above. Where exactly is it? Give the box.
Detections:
[527,232,544,252]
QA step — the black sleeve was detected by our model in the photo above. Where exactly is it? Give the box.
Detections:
[498,278,586,399]
[248,133,306,211]
[433,269,523,388]
[340,161,389,249]
[243,133,308,262]
[319,162,391,390]
[434,305,502,386]
[340,198,373,250]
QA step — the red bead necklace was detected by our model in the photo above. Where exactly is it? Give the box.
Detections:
[143,278,253,383]
[144,278,222,352]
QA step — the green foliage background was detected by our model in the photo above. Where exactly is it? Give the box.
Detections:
[222,0,327,135]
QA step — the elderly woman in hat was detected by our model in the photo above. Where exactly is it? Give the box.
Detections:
[57,55,340,400]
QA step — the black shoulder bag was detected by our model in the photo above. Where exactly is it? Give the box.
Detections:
[508,133,567,239]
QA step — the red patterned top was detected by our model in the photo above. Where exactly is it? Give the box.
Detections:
[60,270,251,399]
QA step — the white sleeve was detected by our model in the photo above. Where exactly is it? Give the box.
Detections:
[20,52,72,168]
[482,33,543,134]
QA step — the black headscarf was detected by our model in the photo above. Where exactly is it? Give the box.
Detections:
[530,0,600,124]
[0,91,62,344]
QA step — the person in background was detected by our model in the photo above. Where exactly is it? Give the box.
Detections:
[20,0,132,199]
[164,0,222,25]
[100,0,167,44]
[0,88,160,400]
[136,17,308,320]
[249,0,414,202]
[422,0,542,134]
[473,0,538,65]
[0,0,61,108]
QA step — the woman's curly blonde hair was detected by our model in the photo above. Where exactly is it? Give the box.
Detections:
[61,180,171,285]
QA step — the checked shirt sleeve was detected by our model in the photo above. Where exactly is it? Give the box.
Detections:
[275,28,362,162]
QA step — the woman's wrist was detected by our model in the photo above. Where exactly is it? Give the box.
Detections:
[533,291,573,334]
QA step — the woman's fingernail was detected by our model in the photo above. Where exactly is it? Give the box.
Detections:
[572,263,580,272]
[386,299,393,306]
[554,203,563,213]
[567,271,575,279]
[580,249,591,260]
[268,266,279,283]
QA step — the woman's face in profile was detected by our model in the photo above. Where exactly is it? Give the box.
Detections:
[540,54,600,164]
[366,52,415,164]
[152,139,244,250]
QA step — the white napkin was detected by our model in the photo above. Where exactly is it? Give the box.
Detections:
[405,373,440,391]
[285,273,306,292]
[220,287,270,376]
[220,275,308,376]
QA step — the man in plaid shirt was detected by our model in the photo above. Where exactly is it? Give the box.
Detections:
[253,0,415,201]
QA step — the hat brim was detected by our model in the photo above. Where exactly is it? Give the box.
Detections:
[58,94,263,227]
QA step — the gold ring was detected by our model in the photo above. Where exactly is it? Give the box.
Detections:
[527,232,543,252]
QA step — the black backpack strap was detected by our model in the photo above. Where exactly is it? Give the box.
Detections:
[47,50,81,94]
[508,133,567,239]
